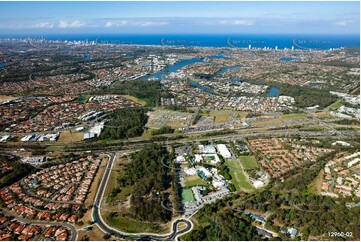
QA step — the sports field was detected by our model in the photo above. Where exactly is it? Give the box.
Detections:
[182,189,195,202]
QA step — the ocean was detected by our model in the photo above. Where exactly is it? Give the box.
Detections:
[1,34,359,50]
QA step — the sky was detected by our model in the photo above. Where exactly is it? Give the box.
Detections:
[0,1,359,35]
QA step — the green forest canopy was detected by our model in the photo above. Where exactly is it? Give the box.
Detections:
[118,144,172,223]
[100,108,148,140]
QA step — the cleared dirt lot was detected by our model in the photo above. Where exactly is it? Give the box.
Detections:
[58,130,84,143]
[146,109,193,129]
[0,95,17,102]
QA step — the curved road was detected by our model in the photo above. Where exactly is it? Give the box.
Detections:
[92,153,193,240]
[0,208,77,241]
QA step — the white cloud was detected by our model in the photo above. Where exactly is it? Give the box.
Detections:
[218,19,255,26]
[134,21,169,27]
[31,22,54,29]
[5,24,25,29]
[4,22,54,29]
[58,20,84,29]
[104,20,128,28]
[104,19,168,28]
[104,22,113,28]
[334,20,353,26]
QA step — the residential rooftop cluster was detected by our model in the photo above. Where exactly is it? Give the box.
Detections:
[196,80,268,95]
[181,62,223,76]
[23,155,100,204]
[32,73,93,95]
[0,212,70,241]
[5,95,140,133]
[0,96,74,132]
[0,72,94,96]
[0,213,39,241]
[224,52,355,89]
[162,79,294,112]
[248,138,333,178]
[0,156,100,223]
[0,162,13,177]
[86,66,128,87]
[322,152,360,197]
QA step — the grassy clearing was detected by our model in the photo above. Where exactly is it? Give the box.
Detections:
[45,146,64,151]
[58,130,83,143]
[225,159,253,191]
[103,157,132,203]
[251,119,281,126]
[239,155,258,169]
[307,170,324,195]
[208,110,229,124]
[184,175,207,187]
[120,95,147,106]
[182,189,195,202]
[140,129,153,138]
[104,212,167,233]
[253,113,308,126]
[207,110,248,124]
[77,224,106,241]
[104,169,121,203]
[177,222,188,231]
[78,95,92,104]
[314,112,333,119]
[84,156,107,207]
[325,99,344,111]
[280,113,308,120]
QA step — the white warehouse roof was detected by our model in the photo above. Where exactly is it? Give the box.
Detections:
[216,144,232,158]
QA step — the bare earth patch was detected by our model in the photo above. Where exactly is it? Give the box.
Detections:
[58,130,84,143]
[0,95,17,102]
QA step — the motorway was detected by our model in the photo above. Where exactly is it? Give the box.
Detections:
[304,109,346,138]
[92,153,193,241]
[1,127,354,154]
[0,207,77,241]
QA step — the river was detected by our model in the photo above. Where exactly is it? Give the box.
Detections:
[266,86,280,97]
[140,57,204,80]
[189,81,216,94]
[279,57,300,62]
